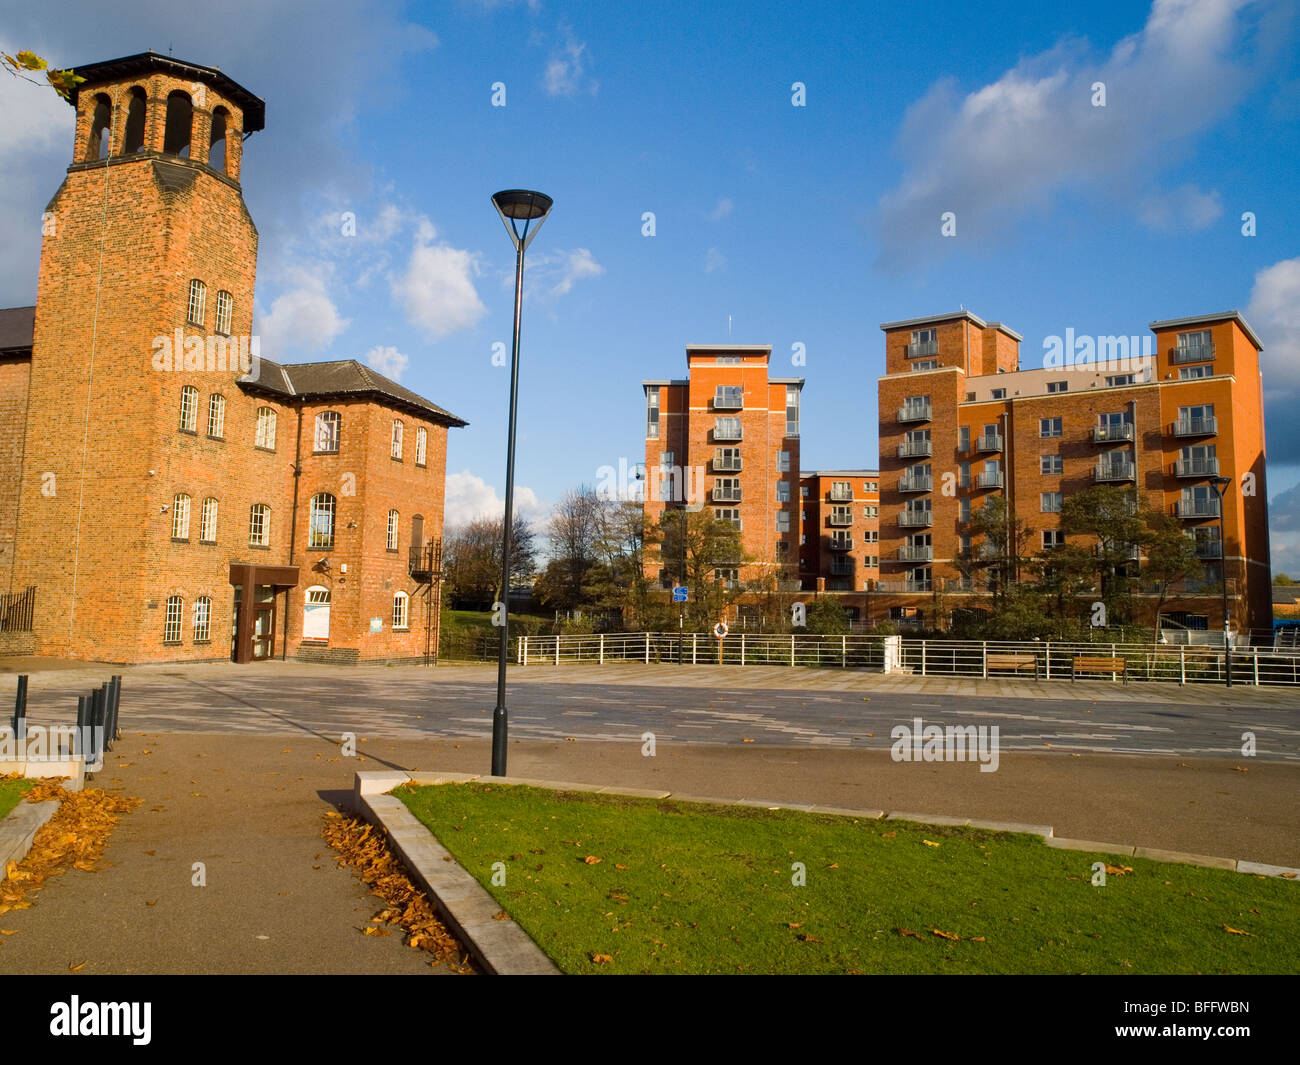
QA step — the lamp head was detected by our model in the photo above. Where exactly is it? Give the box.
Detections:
[492,189,553,250]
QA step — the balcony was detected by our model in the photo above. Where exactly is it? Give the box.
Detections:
[1176,497,1220,518]
[829,485,853,502]
[1170,341,1215,365]
[828,558,855,576]
[897,439,932,459]
[1097,542,1141,561]
[975,470,1004,489]
[713,389,743,410]
[898,509,933,527]
[1093,423,1135,443]
[975,433,1003,453]
[1175,457,1219,478]
[898,474,933,493]
[1174,416,1217,437]
[713,421,743,441]
[713,454,741,473]
[897,403,932,424]
[1094,460,1136,483]
[828,510,853,527]
[408,543,439,584]
[829,535,853,552]
[898,545,933,562]
[869,579,936,593]
[1193,538,1223,559]
[712,486,741,503]
[978,542,1000,560]
[905,339,939,358]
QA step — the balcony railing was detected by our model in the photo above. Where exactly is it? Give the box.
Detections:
[1097,542,1141,561]
[975,470,1004,489]
[829,485,853,502]
[898,509,933,527]
[898,474,933,493]
[1175,457,1219,478]
[829,536,853,552]
[1093,423,1135,443]
[713,421,743,441]
[712,486,742,503]
[1174,416,1217,437]
[1170,342,1215,365]
[1176,498,1220,518]
[713,390,743,410]
[1094,460,1136,482]
[898,545,933,562]
[897,439,932,459]
[713,455,741,472]
[828,511,853,527]
[905,339,939,358]
[1193,539,1223,559]
[828,558,855,576]
[898,403,932,423]
[975,434,1003,453]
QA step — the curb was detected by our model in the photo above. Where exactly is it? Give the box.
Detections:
[0,799,60,874]
[352,770,1300,973]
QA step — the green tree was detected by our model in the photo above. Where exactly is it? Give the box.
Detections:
[2,50,84,99]
[804,595,850,635]
[648,508,746,629]
[1143,512,1202,641]
[1060,485,1148,627]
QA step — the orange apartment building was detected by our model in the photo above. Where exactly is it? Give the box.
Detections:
[798,471,880,596]
[0,52,465,665]
[642,346,803,591]
[874,309,1271,636]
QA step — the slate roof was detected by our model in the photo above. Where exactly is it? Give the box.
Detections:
[0,306,35,354]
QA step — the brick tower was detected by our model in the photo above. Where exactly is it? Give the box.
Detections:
[11,53,265,660]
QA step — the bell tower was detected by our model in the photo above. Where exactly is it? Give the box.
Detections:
[11,53,265,659]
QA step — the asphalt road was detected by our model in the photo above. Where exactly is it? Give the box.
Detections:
[12,668,1298,763]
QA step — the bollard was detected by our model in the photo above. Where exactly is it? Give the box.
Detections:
[75,694,91,757]
[107,675,122,746]
[92,685,108,765]
[12,674,27,743]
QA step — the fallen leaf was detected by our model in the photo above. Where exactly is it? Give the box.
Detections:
[614,863,628,870]
[1104,864,1134,876]
[787,922,803,929]
[0,929,16,935]
[797,934,822,943]
[922,840,940,848]
[932,928,960,941]
[69,961,87,971]
[491,911,512,921]
[583,856,602,865]
[590,953,614,964]
[970,936,985,942]
[881,832,896,838]
[742,738,754,743]
[897,928,923,939]
[1222,925,1253,936]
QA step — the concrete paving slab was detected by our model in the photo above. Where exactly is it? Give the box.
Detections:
[1134,846,1237,870]
[1045,838,1137,856]
[965,818,1054,839]
[0,799,59,872]
[886,812,972,827]
[1235,860,1300,879]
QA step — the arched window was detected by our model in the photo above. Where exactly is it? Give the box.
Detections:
[209,106,229,173]
[255,406,276,450]
[207,393,226,438]
[386,509,399,551]
[123,87,146,153]
[415,426,428,466]
[163,91,192,157]
[314,411,340,453]
[172,494,191,539]
[187,279,206,325]
[309,493,336,548]
[194,596,212,642]
[164,596,184,643]
[391,419,404,459]
[179,385,198,431]
[200,497,219,542]
[249,503,270,547]
[392,591,409,631]
[87,94,112,161]
[215,290,232,335]
[303,586,331,640]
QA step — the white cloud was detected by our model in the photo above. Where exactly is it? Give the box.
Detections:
[444,469,544,528]
[543,33,596,97]
[1137,183,1223,231]
[875,0,1262,266]
[1248,257,1300,394]
[707,197,734,221]
[364,344,409,381]
[525,247,604,299]
[392,219,487,338]
[705,247,726,273]
[254,265,350,357]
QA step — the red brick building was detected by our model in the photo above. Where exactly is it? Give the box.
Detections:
[0,52,465,664]
[799,471,881,594]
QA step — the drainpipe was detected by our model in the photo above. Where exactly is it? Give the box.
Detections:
[283,404,303,660]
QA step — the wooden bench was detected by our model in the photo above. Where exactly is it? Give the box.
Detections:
[1072,655,1127,683]
[986,652,1040,677]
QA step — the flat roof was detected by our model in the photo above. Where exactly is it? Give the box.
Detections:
[880,309,987,331]
[1149,311,1262,349]
[802,470,880,477]
[685,344,772,353]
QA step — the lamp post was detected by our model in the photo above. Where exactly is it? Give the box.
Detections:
[1209,474,1232,688]
[489,189,552,777]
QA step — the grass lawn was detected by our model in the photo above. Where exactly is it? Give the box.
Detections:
[396,783,1300,975]
[0,777,37,821]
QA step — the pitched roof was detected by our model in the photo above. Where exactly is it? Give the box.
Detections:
[1272,585,1300,605]
[241,356,467,427]
[0,306,35,354]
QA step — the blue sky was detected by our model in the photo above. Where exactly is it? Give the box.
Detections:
[2,0,1299,568]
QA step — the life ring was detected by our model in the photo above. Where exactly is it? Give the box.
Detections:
[713,621,729,639]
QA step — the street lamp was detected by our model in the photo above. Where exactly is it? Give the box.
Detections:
[1209,474,1232,688]
[489,189,552,777]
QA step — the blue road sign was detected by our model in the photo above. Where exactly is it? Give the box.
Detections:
[672,585,688,603]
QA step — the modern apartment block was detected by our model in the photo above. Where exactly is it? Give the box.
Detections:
[799,472,880,592]
[0,52,465,664]
[642,346,802,589]
[875,309,1271,635]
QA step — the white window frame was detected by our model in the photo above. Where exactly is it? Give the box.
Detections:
[180,385,198,432]
[214,289,232,335]
[1041,492,1063,513]
[187,279,206,326]
[393,591,409,631]
[172,494,191,539]
[164,596,183,643]
[193,596,212,642]
[314,411,341,453]
[387,509,399,551]
[207,393,226,438]
[415,426,427,466]
[391,419,404,460]
[249,503,270,547]
[255,407,276,450]
[200,497,218,542]
[309,493,336,549]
